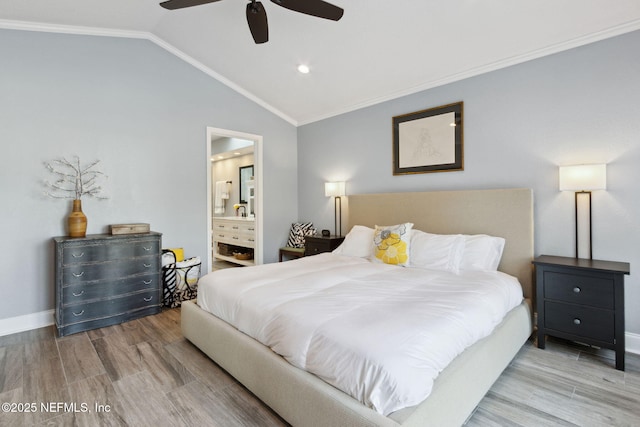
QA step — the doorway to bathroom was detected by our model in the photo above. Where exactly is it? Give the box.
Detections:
[206,127,263,274]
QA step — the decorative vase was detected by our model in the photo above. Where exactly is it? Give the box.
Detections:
[68,199,87,238]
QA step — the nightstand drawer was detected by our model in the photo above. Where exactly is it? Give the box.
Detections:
[544,301,614,344]
[304,236,344,256]
[543,271,614,309]
[306,240,332,254]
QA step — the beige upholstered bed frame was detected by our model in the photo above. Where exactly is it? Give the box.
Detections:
[182,188,534,426]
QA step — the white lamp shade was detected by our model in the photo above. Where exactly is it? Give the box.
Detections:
[559,164,607,191]
[325,181,346,197]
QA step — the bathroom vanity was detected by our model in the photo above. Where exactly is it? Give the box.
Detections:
[212,217,255,266]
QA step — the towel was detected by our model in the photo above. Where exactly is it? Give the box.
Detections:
[214,181,231,214]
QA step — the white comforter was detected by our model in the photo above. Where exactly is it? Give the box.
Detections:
[198,253,523,415]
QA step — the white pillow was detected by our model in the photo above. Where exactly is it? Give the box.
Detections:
[459,235,505,271]
[371,223,413,266]
[410,231,465,273]
[332,225,374,258]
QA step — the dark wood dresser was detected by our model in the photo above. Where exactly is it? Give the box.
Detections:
[533,255,630,370]
[304,235,345,256]
[54,232,162,336]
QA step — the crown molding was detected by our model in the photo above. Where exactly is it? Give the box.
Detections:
[0,19,297,126]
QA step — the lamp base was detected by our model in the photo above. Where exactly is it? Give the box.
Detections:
[575,191,592,259]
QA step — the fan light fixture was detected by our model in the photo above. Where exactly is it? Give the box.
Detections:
[160,0,344,44]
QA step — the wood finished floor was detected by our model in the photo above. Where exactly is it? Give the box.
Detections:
[0,308,639,427]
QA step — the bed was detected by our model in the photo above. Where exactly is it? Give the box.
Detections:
[182,188,534,426]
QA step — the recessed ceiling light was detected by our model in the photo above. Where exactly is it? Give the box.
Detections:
[297,64,310,74]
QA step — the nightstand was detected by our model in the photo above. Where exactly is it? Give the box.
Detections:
[533,255,630,370]
[304,235,345,256]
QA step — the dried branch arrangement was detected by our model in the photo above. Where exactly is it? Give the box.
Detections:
[44,156,108,200]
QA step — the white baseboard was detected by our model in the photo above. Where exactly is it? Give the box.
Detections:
[627,332,640,355]
[0,310,55,337]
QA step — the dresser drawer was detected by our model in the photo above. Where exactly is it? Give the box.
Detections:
[60,289,159,325]
[543,271,614,309]
[62,256,159,284]
[62,239,160,265]
[62,273,160,304]
[544,301,615,344]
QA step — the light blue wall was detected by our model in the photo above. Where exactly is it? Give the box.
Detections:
[0,29,297,321]
[298,30,640,335]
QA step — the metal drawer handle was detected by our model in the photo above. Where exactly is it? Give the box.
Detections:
[573,287,581,293]
[573,318,581,325]
[143,246,152,251]
[72,310,85,317]
[248,228,255,231]
[232,226,239,230]
[72,271,85,278]
[232,237,239,240]
[143,296,153,302]
[72,252,85,258]
[143,263,152,268]
[143,279,153,285]
[72,290,85,297]
[248,238,255,242]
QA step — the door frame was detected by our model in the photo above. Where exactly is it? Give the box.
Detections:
[206,127,263,273]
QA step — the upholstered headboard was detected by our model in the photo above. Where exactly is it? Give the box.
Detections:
[346,188,534,299]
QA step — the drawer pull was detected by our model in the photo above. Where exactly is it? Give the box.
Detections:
[143,279,153,285]
[248,238,255,242]
[72,310,85,317]
[232,237,239,240]
[71,252,85,258]
[72,271,85,278]
[573,287,581,293]
[143,296,153,302]
[573,318,582,325]
[232,226,239,230]
[248,228,255,231]
[143,246,152,251]
[143,263,152,268]
[72,290,85,297]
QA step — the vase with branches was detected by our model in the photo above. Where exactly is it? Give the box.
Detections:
[44,156,108,237]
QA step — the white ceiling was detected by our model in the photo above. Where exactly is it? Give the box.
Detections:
[2,0,640,125]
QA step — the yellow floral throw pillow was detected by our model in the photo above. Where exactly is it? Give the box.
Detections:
[372,223,413,266]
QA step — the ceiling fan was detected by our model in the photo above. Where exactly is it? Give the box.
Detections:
[159,0,344,44]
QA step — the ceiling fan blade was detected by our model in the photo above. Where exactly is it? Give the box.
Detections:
[246,1,269,44]
[160,0,222,10]
[270,0,343,21]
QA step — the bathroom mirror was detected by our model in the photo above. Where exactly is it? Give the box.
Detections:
[239,165,254,204]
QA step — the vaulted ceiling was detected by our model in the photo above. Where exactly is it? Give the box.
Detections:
[2,0,639,125]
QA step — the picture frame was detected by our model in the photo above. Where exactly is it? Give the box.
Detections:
[392,101,463,175]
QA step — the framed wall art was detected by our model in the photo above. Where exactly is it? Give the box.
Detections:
[392,101,463,175]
